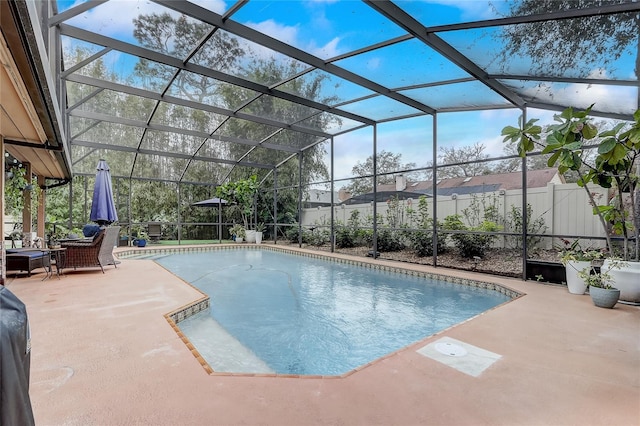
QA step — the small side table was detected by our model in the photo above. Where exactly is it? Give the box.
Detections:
[47,247,67,279]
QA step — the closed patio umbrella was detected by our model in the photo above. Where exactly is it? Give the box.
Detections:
[90,159,118,226]
[192,197,227,243]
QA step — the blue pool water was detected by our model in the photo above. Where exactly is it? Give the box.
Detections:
[154,249,511,376]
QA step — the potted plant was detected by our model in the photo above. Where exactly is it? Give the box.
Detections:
[502,106,640,303]
[46,227,67,249]
[255,223,265,245]
[135,231,149,247]
[559,239,605,295]
[578,261,622,309]
[215,175,259,241]
[229,224,246,243]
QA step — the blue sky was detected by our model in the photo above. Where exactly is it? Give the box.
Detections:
[57,0,636,181]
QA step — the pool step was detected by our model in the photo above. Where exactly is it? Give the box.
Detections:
[121,253,168,260]
[178,313,274,374]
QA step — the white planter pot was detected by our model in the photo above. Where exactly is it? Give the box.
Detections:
[245,230,256,243]
[235,237,243,243]
[255,231,263,245]
[565,260,590,295]
[603,260,640,304]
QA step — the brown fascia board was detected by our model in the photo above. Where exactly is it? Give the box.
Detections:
[1,0,71,179]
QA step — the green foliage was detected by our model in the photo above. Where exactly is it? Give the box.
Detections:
[375,228,405,252]
[285,225,302,243]
[131,180,178,224]
[443,192,504,258]
[409,229,440,257]
[578,265,615,290]
[462,192,503,228]
[503,105,640,260]
[373,196,408,252]
[499,1,638,82]
[4,166,31,218]
[335,210,364,249]
[306,228,330,246]
[215,175,259,229]
[133,12,243,95]
[443,214,500,258]
[405,196,446,257]
[334,225,355,248]
[45,176,86,229]
[558,239,606,265]
[46,225,68,244]
[505,204,548,251]
[228,224,246,239]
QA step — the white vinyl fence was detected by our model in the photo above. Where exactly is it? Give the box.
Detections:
[300,183,609,249]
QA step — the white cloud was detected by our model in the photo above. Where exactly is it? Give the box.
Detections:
[245,19,344,60]
[309,37,342,60]
[64,1,169,40]
[189,0,227,14]
[241,19,304,62]
[480,135,509,158]
[421,0,508,21]
[520,72,636,116]
[366,57,381,70]
[63,0,226,44]
[248,19,299,47]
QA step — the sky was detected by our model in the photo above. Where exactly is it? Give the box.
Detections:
[57,0,637,182]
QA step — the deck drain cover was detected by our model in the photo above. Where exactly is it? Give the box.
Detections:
[435,342,468,357]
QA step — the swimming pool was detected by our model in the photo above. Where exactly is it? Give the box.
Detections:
[147,247,515,376]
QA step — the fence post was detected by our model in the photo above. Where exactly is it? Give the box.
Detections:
[545,182,555,249]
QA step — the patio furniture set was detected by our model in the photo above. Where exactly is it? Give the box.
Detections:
[5,226,120,278]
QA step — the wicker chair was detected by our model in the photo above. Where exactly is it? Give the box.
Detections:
[148,222,162,241]
[61,226,120,273]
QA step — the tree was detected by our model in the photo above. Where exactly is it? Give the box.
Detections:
[217,56,339,226]
[219,56,335,186]
[341,150,416,196]
[214,175,259,229]
[437,142,491,178]
[494,143,550,173]
[498,1,639,102]
[502,105,640,259]
[495,119,625,181]
[133,13,244,102]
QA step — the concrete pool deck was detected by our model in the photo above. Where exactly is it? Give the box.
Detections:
[4,244,639,425]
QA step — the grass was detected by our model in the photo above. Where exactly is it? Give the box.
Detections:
[150,239,232,245]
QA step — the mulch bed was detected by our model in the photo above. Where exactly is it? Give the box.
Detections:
[277,242,563,280]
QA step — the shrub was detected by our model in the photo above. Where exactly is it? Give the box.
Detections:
[408,225,447,257]
[376,228,405,252]
[285,225,302,243]
[335,225,356,248]
[505,204,548,251]
[307,228,330,246]
[443,214,500,258]
[335,210,366,248]
[406,196,447,257]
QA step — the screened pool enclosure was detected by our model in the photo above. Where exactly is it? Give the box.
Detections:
[3,0,639,279]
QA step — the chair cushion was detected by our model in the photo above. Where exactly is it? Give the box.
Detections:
[7,251,46,259]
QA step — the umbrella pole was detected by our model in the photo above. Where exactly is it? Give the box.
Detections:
[218,199,222,244]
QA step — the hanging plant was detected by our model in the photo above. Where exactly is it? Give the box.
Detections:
[4,166,30,217]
